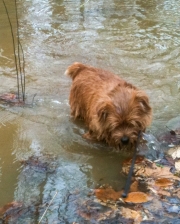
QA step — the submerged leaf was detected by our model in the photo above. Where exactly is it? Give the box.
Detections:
[95,188,121,202]
[124,192,152,204]
[0,201,22,216]
[123,156,144,166]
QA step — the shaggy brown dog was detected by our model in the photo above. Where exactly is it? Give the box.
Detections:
[66,62,152,150]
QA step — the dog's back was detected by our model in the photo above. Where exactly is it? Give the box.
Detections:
[65,62,125,85]
[66,62,152,149]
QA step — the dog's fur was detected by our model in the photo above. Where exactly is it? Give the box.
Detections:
[66,62,152,150]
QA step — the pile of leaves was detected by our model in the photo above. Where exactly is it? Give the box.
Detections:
[88,149,180,223]
[1,132,180,223]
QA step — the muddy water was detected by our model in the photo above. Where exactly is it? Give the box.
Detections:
[0,0,180,222]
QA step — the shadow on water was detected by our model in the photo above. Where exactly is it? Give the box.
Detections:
[0,0,180,222]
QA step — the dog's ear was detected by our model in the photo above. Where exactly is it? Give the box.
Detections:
[97,102,111,122]
[136,91,151,113]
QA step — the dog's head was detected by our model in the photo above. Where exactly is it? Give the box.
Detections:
[96,87,152,150]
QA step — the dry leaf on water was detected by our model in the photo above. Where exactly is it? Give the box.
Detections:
[155,178,174,187]
[130,180,139,192]
[120,207,142,224]
[0,93,24,106]
[135,162,180,181]
[124,192,152,204]
[157,189,171,197]
[168,146,180,159]
[95,188,121,202]
[0,93,16,101]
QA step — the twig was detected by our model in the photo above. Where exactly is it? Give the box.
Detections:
[122,131,142,198]
[2,0,26,103]
[38,190,58,224]
[15,0,26,102]
[2,0,20,99]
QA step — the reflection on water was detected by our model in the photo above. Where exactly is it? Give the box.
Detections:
[0,0,180,222]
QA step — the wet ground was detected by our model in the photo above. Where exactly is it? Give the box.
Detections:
[0,0,180,223]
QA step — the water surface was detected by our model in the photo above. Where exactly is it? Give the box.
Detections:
[0,0,180,222]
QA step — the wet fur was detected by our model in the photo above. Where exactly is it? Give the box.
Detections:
[66,62,152,150]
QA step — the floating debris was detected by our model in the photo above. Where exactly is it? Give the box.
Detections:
[20,154,57,173]
[124,192,152,204]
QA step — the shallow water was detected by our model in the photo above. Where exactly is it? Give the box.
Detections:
[0,0,180,222]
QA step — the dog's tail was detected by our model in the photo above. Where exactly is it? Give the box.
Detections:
[65,62,86,80]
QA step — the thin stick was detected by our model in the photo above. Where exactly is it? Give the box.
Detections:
[15,0,26,102]
[2,0,20,99]
[122,131,141,198]
[38,190,58,224]
[20,42,26,101]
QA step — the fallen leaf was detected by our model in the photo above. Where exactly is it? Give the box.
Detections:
[130,180,139,192]
[143,198,163,216]
[155,178,173,187]
[157,189,171,197]
[95,188,121,202]
[135,162,180,181]
[124,192,152,204]
[164,155,175,166]
[0,201,22,216]
[120,207,142,224]
[123,156,144,166]
[78,200,132,223]
[175,160,180,172]
[147,179,172,196]
[157,131,179,145]
[0,93,16,100]
[168,146,180,159]
[174,189,180,199]
[0,93,25,106]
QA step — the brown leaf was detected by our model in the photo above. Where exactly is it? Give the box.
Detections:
[157,189,171,197]
[174,189,180,199]
[155,178,173,187]
[136,162,180,181]
[95,188,121,202]
[0,202,22,216]
[123,156,144,166]
[0,93,16,100]
[164,155,175,166]
[175,160,180,171]
[124,192,152,204]
[130,180,139,192]
[120,207,142,224]
[0,93,25,106]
